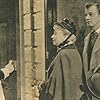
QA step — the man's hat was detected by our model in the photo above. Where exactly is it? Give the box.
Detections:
[86,66,100,99]
[54,18,76,35]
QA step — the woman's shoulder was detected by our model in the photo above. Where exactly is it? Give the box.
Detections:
[59,47,79,57]
[60,46,78,53]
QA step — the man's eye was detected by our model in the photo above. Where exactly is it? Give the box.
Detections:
[85,13,93,17]
[89,13,93,16]
[89,13,92,16]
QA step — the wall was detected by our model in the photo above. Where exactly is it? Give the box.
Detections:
[19,0,45,100]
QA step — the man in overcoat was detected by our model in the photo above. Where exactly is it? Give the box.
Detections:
[81,2,100,100]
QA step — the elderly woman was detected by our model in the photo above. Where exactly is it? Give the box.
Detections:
[39,18,82,100]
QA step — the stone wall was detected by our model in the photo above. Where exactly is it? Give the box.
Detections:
[22,0,45,99]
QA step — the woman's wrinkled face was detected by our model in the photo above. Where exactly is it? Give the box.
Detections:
[51,25,70,46]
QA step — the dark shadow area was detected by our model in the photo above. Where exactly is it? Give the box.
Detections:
[0,0,19,100]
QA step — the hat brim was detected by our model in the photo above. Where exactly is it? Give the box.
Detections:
[86,72,100,99]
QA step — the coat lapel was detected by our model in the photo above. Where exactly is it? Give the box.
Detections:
[90,31,100,69]
[83,32,91,74]
[92,32,100,54]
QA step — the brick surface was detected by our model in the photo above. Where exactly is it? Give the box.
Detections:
[32,84,39,98]
[22,0,45,99]
[33,97,39,100]
[24,30,32,46]
[33,0,41,12]
[33,30,42,46]
[33,12,42,29]
[33,47,44,64]
[25,78,33,94]
[26,93,33,100]
[24,46,33,62]
[24,14,32,30]
[34,63,45,80]
[25,62,33,79]
[23,0,31,14]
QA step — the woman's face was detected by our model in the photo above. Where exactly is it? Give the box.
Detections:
[51,25,70,46]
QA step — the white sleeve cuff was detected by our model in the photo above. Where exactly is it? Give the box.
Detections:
[1,64,14,79]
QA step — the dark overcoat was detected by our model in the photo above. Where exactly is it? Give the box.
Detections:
[2,71,17,100]
[0,69,17,100]
[82,28,100,100]
[44,45,82,100]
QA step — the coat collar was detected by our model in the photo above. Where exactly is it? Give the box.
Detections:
[84,27,100,53]
[83,28,100,72]
[46,43,75,79]
[92,28,100,53]
[57,41,75,52]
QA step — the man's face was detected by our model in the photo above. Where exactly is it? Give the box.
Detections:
[51,25,68,46]
[85,5,100,29]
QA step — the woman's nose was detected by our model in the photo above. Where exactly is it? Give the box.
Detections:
[51,34,54,39]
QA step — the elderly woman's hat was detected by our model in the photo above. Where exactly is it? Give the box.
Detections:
[54,18,76,35]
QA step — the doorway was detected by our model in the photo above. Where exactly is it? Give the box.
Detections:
[0,0,19,100]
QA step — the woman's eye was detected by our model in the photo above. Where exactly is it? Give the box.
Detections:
[54,33,56,35]
[54,31,57,35]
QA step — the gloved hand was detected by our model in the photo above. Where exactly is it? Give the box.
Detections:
[1,60,15,79]
[38,81,46,91]
[5,60,15,73]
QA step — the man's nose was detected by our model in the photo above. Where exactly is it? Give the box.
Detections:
[85,14,90,20]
